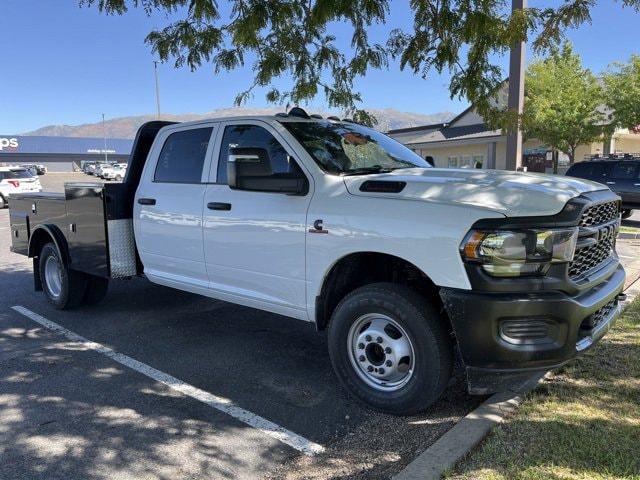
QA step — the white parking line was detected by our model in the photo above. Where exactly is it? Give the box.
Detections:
[11,305,325,456]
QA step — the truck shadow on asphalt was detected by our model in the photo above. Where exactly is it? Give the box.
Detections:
[0,316,291,479]
[0,265,483,479]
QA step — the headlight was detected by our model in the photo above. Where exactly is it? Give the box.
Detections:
[461,228,579,277]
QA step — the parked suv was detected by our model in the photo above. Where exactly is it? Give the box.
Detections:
[83,161,98,175]
[567,155,640,219]
[0,167,42,208]
[102,163,127,181]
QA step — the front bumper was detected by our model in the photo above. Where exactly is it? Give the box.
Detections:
[440,263,626,394]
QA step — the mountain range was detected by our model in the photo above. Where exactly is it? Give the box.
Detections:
[23,107,453,139]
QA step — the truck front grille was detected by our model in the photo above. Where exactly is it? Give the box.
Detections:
[579,200,620,227]
[569,200,620,280]
[569,236,615,278]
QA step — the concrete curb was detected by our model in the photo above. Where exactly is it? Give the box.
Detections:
[394,372,545,480]
[618,232,640,239]
[395,281,640,480]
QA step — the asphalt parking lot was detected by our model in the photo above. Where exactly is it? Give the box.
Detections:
[0,173,480,480]
[1,173,639,480]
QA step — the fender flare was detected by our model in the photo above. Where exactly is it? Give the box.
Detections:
[28,224,70,265]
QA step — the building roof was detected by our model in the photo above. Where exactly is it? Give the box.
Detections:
[394,123,501,146]
[0,135,133,155]
[386,123,449,135]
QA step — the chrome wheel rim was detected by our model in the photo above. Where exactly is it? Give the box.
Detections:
[347,313,415,392]
[44,256,62,299]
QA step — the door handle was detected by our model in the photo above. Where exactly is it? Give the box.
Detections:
[137,198,156,205]
[634,183,640,186]
[606,182,616,185]
[207,202,232,211]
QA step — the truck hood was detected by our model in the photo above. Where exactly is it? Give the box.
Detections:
[343,168,607,217]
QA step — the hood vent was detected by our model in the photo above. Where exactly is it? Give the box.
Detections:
[359,180,407,193]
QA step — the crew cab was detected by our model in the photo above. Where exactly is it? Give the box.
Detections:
[0,167,42,209]
[7,111,626,414]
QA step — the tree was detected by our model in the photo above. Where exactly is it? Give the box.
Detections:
[603,55,640,131]
[521,43,604,171]
[80,0,640,124]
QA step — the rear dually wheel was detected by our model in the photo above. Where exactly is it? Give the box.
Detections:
[39,242,87,310]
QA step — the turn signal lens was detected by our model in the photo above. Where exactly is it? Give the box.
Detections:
[460,227,579,277]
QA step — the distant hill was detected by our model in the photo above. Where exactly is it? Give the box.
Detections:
[23,107,453,139]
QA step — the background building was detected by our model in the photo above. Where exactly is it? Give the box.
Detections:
[389,106,640,173]
[0,135,133,172]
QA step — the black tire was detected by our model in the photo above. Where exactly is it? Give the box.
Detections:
[622,209,633,220]
[38,243,87,310]
[328,283,453,415]
[83,275,109,305]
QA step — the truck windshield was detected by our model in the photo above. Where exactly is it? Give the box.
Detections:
[282,121,431,175]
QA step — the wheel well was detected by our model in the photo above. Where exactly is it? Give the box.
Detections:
[28,226,69,263]
[29,229,53,258]
[315,252,445,331]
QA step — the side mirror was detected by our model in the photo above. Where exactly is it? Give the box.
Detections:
[227,147,269,189]
[228,147,308,195]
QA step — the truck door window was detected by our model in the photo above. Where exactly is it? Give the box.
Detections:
[154,127,213,183]
[217,125,303,184]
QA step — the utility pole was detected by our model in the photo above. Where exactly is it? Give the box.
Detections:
[154,61,162,119]
[505,0,527,171]
[102,113,108,163]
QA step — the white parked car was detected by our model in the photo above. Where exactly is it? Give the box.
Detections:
[0,167,42,208]
[102,163,127,181]
[7,112,626,414]
[94,162,115,178]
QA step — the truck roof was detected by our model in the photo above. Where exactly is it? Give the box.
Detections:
[161,109,358,129]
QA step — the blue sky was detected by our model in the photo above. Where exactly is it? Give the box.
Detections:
[1,0,639,134]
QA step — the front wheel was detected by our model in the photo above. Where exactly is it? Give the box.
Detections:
[622,209,633,220]
[328,283,453,415]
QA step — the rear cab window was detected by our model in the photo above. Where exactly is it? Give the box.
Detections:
[154,127,213,183]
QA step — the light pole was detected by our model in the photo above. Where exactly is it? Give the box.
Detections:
[505,0,527,171]
[102,113,108,163]
[154,61,162,119]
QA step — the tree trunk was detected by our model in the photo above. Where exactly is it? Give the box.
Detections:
[553,150,559,174]
[569,146,576,165]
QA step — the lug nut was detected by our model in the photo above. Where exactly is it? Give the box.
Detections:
[358,343,365,349]
[378,368,385,375]
[367,366,374,372]
[385,360,392,367]
[359,355,365,362]
[365,335,372,342]
[376,336,383,343]
[385,347,392,354]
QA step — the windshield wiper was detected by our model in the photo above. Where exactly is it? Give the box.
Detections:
[341,166,397,176]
